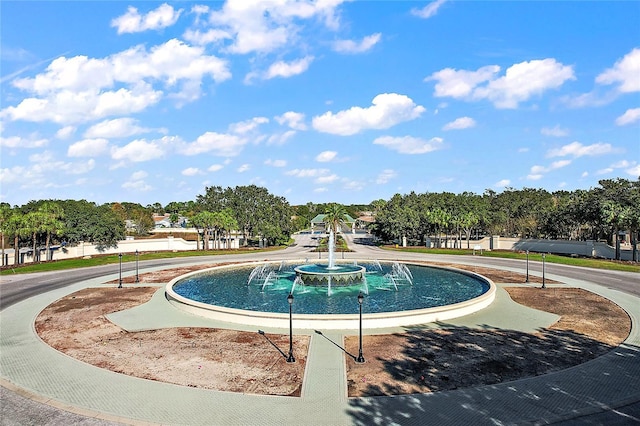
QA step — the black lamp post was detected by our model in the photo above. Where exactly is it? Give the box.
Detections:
[118,253,123,288]
[525,250,529,283]
[287,293,295,363]
[356,292,365,363]
[135,249,139,283]
[541,253,546,289]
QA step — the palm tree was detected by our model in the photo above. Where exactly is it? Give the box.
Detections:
[323,204,350,267]
[0,204,11,266]
[39,202,65,261]
[323,203,349,235]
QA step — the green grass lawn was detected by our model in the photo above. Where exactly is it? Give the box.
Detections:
[2,244,637,275]
[0,247,284,275]
[382,246,640,273]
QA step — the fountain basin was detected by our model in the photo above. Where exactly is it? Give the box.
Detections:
[294,263,366,286]
[165,260,496,330]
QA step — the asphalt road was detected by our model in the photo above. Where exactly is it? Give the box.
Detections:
[1,234,638,311]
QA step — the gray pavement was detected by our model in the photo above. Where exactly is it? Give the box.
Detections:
[1,234,639,425]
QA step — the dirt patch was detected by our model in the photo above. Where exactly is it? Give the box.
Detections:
[35,287,307,396]
[345,287,630,397]
[106,262,244,284]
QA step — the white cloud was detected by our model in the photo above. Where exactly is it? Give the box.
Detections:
[529,160,571,174]
[316,151,337,162]
[285,168,330,178]
[181,132,246,156]
[3,39,230,124]
[547,141,615,158]
[122,179,152,192]
[315,174,338,184]
[615,108,640,126]
[442,116,475,130]
[332,33,381,54]
[541,125,569,137]
[263,56,314,80]
[596,167,614,175]
[237,164,250,172]
[181,167,202,176]
[265,159,287,167]
[0,135,48,148]
[267,130,296,145]
[626,164,640,176]
[208,164,224,172]
[131,170,148,180]
[427,65,500,98]
[596,48,640,93]
[342,178,364,191]
[67,138,109,157]
[56,126,76,139]
[206,0,346,55]
[1,84,163,124]
[373,136,444,154]
[111,138,166,162]
[427,59,575,108]
[598,160,639,177]
[275,111,307,130]
[111,3,183,34]
[229,117,269,134]
[312,93,425,135]
[0,152,95,188]
[182,28,231,45]
[376,169,397,184]
[84,117,159,138]
[494,179,510,187]
[411,0,448,18]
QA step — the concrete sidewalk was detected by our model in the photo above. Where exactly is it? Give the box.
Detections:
[1,256,639,425]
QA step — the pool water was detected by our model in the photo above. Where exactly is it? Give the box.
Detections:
[172,262,490,315]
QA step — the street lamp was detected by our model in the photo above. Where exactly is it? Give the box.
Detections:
[287,293,295,363]
[135,249,139,283]
[356,292,365,363]
[118,253,123,288]
[541,253,546,289]
[525,250,529,283]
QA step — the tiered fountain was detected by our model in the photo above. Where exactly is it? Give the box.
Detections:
[294,230,366,291]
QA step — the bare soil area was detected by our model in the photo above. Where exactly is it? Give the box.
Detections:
[35,287,308,396]
[345,287,630,397]
[35,265,630,398]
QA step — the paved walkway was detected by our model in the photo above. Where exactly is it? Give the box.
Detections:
[1,236,639,425]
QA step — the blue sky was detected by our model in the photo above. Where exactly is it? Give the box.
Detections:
[1,1,639,207]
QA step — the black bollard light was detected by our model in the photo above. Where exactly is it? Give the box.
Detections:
[118,253,123,288]
[541,253,546,289]
[287,293,295,363]
[135,249,139,283]
[356,292,365,363]
[525,250,529,283]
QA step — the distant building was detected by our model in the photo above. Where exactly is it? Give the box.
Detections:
[310,213,357,234]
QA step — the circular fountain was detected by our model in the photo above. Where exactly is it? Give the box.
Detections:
[294,263,366,286]
[165,229,494,329]
[293,229,365,285]
[165,259,496,330]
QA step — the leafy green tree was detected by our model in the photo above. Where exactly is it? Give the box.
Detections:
[167,213,179,227]
[0,203,12,265]
[323,203,349,234]
[39,201,65,260]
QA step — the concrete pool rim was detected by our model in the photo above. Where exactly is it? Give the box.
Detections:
[165,260,497,330]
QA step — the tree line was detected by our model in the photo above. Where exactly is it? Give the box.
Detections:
[1,178,638,266]
[369,178,640,255]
